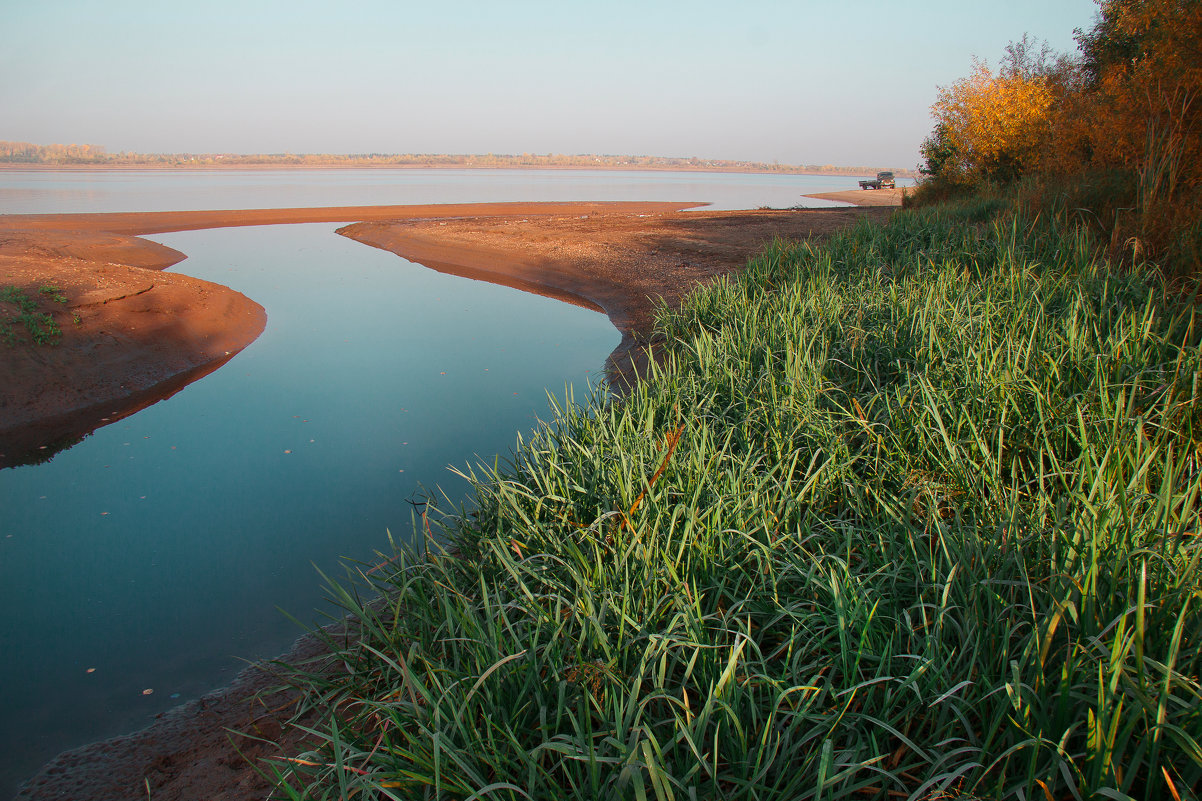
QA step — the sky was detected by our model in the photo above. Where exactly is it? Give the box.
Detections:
[2,0,1102,169]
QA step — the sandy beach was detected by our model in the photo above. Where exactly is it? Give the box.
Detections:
[9,192,898,800]
[805,187,911,207]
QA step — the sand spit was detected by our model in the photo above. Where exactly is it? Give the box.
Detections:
[804,187,913,206]
[341,205,893,386]
[0,233,265,467]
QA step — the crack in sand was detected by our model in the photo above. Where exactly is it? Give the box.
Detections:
[70,283,155,308]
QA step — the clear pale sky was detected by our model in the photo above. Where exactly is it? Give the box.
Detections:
[2,0,1101,168]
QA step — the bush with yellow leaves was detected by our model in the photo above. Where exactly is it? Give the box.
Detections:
[924,61,1055,186]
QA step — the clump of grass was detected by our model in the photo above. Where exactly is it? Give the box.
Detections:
[1,285,65,346]
[38,284,68,304]
[273,206,1201,800]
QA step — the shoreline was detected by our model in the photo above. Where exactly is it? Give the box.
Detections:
[3,201,699,236]
[338,202,898,387]
[12,194,900,799]
[804,187,913,206]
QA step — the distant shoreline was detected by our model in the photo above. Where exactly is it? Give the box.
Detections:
[0,162,913,178]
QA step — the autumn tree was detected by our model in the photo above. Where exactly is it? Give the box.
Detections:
[1059,0,1202,265]
[922,56,1057,185]
[916,3,1202,269]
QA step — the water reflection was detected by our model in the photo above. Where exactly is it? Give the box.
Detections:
[0,355,239,470]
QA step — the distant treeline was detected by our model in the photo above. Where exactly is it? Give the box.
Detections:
[0,141,912,177]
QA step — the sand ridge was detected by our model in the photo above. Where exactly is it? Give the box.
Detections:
[340,204,895,386]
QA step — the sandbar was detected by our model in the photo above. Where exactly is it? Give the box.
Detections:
[339,204,894,386]
[804,186,913,206]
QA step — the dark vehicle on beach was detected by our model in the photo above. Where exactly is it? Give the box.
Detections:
[859,171,896,190]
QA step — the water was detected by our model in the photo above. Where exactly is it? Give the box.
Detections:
[0,167,875,215]
[0,168,889,794]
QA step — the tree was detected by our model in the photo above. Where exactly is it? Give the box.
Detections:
[918,124,957,178]
[1062,0,1202,264]
[926,59,1055,185]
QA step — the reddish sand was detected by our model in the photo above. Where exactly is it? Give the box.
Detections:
[6,201,699,236]
[805,186,913,206]
[11,194,901,800]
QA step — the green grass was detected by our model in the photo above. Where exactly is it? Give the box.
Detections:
[0,284,65,345]
[271,204,1201,800]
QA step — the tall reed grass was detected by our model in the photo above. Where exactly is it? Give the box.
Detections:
[272,204,1201,800]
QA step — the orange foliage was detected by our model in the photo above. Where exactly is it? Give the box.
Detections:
[930,62,1055,185]
[1053,0,1202,267]
[1058,1,1201,175]
[923,0,1202,270]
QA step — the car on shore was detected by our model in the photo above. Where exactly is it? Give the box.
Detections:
[859,171,896,190]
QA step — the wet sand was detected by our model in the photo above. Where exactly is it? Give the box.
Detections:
[11,194,900,800]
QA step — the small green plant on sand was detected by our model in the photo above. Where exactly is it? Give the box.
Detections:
[1,285,65,346]
[39,284,68,304]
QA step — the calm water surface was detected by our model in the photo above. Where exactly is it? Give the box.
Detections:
[0,167,877,214]
[0,169,895,794]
